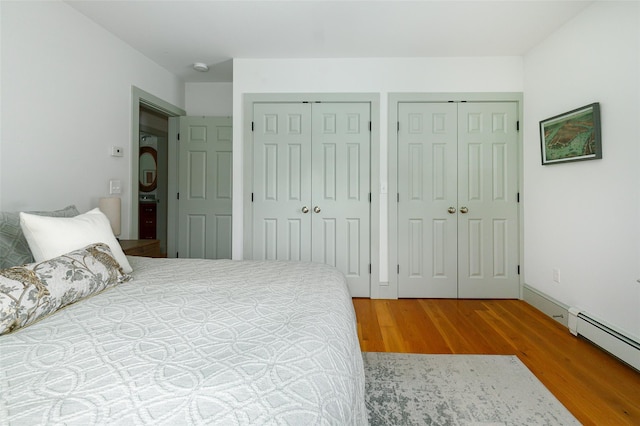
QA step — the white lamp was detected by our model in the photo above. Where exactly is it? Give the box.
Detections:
[99,197,121,237]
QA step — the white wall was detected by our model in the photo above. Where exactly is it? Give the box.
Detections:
[0,1,3,211]
[523,2,640,339]
[0,1,184,237]
[185,83,233,116]
[232,57,524,280]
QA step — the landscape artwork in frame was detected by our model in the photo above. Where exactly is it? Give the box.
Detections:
[540,103,601,165]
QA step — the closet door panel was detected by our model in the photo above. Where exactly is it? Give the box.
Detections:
[457,102,519,298]
[252,103,312,261]
[311,102,371,297]
[397,102,458,298]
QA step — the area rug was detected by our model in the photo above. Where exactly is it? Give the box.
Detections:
[363,352,580,425]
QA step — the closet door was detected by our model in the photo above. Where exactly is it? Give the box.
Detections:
[457,102,519,298]
[252,103,313,261]
[397,101,519,299]
[251,102,371,297]
[397,102,458,298]
[311,103,371,297]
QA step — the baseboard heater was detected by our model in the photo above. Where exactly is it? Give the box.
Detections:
[568,307,640,372]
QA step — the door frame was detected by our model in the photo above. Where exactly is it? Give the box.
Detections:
[242,93,381,296]
[388,92,524,299]
[130,86,185,249]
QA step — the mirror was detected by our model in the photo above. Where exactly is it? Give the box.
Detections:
[139,146,157,192]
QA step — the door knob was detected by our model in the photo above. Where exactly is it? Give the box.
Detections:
[313,206,321,213]
[447,207,456,214]
[460,207,469,214]
[301,206,309,214]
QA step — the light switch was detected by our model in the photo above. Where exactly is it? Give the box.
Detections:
[109,180,122,194]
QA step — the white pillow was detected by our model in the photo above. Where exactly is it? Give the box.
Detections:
[19,208,132,273]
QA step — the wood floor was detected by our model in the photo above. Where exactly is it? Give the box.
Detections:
[353,298,640,426]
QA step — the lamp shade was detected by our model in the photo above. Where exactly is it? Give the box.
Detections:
[99,197,121,236]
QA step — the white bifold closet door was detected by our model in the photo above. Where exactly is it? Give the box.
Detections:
[398,101,519,299]
[252,102,371,297]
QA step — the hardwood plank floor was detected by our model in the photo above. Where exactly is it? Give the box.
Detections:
[353,298,640,426]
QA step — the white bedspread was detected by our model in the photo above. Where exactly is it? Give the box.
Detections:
[0,258,367,425]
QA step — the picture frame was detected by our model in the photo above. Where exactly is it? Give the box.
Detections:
[540,102,601,165]
[143,169,155,185]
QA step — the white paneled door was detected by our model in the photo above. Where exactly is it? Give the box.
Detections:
[177,116,233,259]
[398,102,519,298]
[397,102,459,298]
[252,102,371,297]
[252,103,313,261]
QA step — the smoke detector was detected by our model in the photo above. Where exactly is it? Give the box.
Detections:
[193,62,209,72]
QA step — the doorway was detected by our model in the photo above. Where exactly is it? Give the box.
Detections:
[130,87,185,256]
[397,101,519,298]
[388,93,524,300]
[243,93,382,299]
[139,107,169,254]
[251,101,371,296]
[131,86,234,259]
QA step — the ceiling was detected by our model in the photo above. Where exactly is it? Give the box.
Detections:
[65,0,593,83]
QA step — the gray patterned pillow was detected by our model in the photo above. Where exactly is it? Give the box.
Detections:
[0,243,130,335]
[0,205,79,269]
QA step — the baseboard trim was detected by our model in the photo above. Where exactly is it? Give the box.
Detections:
[370,282,398,299]
[522,284,569,328]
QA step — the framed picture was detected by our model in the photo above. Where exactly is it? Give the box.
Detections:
[143,169,155,185]
[540,103,601,165]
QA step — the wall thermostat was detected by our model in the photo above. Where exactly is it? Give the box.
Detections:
[110,146,124,157]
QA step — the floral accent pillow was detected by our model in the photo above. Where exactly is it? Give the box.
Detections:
[0,243,131,335]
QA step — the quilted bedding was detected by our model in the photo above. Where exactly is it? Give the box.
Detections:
[0,257,367,425]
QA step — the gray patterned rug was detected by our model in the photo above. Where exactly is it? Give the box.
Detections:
[363,352,580,426]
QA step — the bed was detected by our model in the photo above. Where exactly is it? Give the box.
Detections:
[0,207,367,425]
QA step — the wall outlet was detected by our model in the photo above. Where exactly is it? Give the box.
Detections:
[553,268,561,284]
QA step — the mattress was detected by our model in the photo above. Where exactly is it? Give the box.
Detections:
[0,257,367,425]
